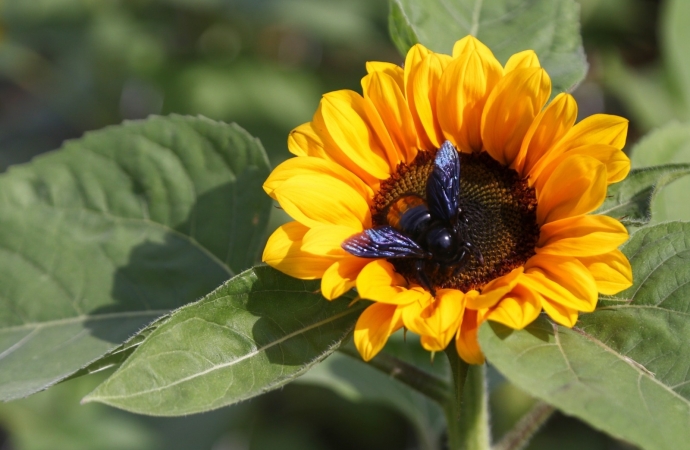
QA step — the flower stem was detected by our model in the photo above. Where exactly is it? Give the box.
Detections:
[493,401,555,450]
[338,346,452,405]
[444,347,491,450]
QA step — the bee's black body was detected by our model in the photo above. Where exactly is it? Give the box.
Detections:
[342,141,483,295]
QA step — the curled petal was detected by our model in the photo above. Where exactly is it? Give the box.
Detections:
[262,222,334,279]
[485,283,542,330]
[536,155,607,224]
[354,303,403,361]
[524,255,599,313]
[578,249,633,295]
[541,300,579,328]
[288,122,328,158]
[321,257,371,300]
[403,289,464,347]
[455,309,485,365]
[470,267,524,309]
[537,215,629,257]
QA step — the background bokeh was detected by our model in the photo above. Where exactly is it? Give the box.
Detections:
[0,0,664,449]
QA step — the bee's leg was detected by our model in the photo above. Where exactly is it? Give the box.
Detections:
[414,259,436,297]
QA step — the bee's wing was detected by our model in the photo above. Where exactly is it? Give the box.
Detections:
[427,140,460,223]
[341,226,428,259]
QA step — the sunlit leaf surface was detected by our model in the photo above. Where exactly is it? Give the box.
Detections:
[0,115,271,400]
[480,222,690,450]
[84,266,365,416]
[388,0,587,95]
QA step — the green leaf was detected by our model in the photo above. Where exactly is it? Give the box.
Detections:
[0,115,271,400]
[83,266,365,416]
[594,163,690,226]
[388,0,587,94]
[479,221,690,450]
[631,122,690,222]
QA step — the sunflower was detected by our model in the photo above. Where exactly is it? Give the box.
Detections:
[262,36,633,364]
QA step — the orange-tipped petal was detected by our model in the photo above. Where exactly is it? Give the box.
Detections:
[482,67,552,166]
[438,41,503,152]
[363,71,418,163]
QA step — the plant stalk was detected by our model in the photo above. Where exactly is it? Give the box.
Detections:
[444,347,491,450]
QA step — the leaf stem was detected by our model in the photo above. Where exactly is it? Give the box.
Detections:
[338,346,452,405]
[444,347,491,450]
[493,401,555,450]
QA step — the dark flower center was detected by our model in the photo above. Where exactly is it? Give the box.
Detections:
[371,150,540,292]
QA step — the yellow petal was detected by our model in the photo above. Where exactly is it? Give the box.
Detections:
[314,90,394,179]
[481,67,552,165]
[536,155,607,224]
[365,61,405,91]
[354,302,403,361]
[274,173,371,230]
[455,309,485,365]
[504,50,541,72]
[537,215,629,257]
[264,156,373,202]
[357,259,409,304]
[288,122,327,158]
[403,289,464,343]
[407,52,452,150]
[524,254,598,312]
[541,300,579,328]
[437,42,503,152]
[578,249,633,295]
[485,284,542,330]
[558,114,629,151]
[534,144,631,190]
[469,267,524,309]
[452,35,500,62]
[363,71,418,163]
[302,224,362,257]
[262,222,334,279]
[404,43,431,90]
[514,93,578,176]
[321,257,371,300]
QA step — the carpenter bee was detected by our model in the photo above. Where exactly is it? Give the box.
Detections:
[342,140,483,296]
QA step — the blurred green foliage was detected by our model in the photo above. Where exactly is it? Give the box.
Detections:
[0,0,668,449]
